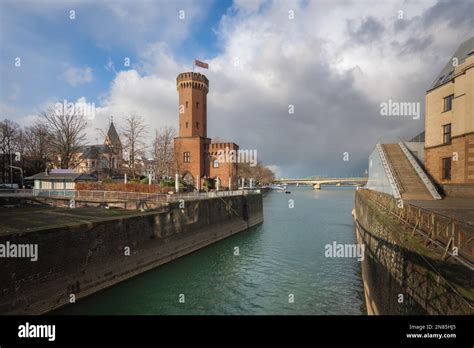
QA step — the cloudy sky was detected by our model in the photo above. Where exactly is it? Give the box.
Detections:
[0,0,473,178]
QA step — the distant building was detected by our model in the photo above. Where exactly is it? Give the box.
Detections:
[140,157,157,182]
[174,72,239,190]
[73,121,123,179]
[26,169,97,190]
[425,37,474,186]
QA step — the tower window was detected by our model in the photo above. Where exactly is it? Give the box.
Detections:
[443,94,454,112]
[213,160,219,168]
[186,122,188,129]
[186,101,188,108]
[196,122,199,129]
[196,102,199,108]
[184,152,190,163]
[443,123,451,144]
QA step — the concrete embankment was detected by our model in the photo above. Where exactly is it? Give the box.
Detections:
[354,188,473,315]
[0,193,263,314]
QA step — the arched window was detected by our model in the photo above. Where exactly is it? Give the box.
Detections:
[213,160,219,168]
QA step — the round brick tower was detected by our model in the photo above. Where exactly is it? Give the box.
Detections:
[176,72,209,138]
[174,72,211,187]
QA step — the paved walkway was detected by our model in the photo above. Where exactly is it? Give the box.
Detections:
[408,197,474,226]
[0,206,154,235]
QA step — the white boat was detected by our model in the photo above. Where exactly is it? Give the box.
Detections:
[269,184,289,192]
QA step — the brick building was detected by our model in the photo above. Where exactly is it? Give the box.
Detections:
[425,37,474,187]
[174,72,239,190]
[73,121,123,179]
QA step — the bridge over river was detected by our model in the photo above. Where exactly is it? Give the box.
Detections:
[273,177,367,189]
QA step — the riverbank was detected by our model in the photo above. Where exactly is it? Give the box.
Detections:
[54,186,365,315]
[0,192,263,314]
[354,188,473,315]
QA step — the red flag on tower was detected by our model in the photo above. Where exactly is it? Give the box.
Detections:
[194,59,209,69]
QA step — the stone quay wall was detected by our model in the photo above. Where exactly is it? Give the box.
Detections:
[354,189,473,315]
[0,193,263,314]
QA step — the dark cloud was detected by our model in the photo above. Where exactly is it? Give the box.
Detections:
[393,36,434,56]
[393,17,410,33]
[346,16,385,45]
[208,44,423,178]
[423,0,474,29]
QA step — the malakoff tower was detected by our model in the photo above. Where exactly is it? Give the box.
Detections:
[174,72,239,190]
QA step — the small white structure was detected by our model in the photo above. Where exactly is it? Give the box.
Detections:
[26,169,97,190]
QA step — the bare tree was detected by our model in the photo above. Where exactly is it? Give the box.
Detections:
[40,106,88,169]
[13,128,28,177]
[122,114,147,178]
[0,119,20,184]
[238,162,275,186]
[24,123,52,173]
[152,126,176,180]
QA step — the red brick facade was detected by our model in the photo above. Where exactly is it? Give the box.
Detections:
[209,142,239,189]
[174,72,239,190]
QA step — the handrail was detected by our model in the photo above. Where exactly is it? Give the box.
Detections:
[0,189,33,195]
[29,188,260,202]
[167,189,259,202]
[376,143,402,199]
[364,189,473,267]
[398,140,442,200]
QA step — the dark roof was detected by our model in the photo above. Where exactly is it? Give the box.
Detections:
[77,122,121,160]
[25,172,98,182]
[78,144,109,159]
[429,37,474,91]
[106,122,121,147]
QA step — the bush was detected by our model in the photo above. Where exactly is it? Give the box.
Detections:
[102,177,114,184]
[76,182,173,193]
[159,179,174,187]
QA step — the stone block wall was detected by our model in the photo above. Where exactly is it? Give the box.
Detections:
[0,193,263,314]
[354,189,473,315]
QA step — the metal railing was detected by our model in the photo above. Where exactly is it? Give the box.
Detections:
[365,189,473,267]
[0,189,33,196]
[376,143,402,199]
[33,189,76,198]
[30,189,168,202]
[28,188,260,203]
[398,140,442,200]
[167,189,260,202]
[75,190,169,202]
